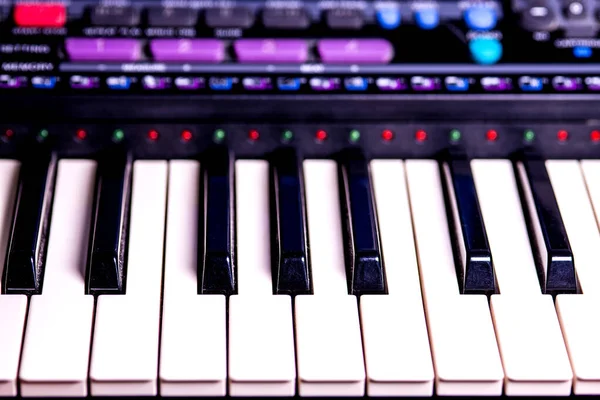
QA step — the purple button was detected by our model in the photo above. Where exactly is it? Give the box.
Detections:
[66,38,141,61]
[318,39,393,64]
[234,39,308,63]
[151,39,224,62]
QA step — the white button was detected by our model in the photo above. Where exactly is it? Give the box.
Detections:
[159,160,226,396]
[405,160,503,395]
[361,160,433,396]
[90,161,168,396]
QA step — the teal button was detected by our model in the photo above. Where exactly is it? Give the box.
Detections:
[469,37,502,65]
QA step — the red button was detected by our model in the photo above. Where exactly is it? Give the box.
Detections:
[14,3,66,27]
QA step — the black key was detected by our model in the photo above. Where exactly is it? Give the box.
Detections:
[205,7,254,29]
[441,157,496,295]
[270,148,311,295]
[86,149,133,295]
[3,149,57,294]
[338,149,385,295]
[262,7,310,29]
[90,6,140,26]
[515,158,577,295]
[198,146,236,295]
[326,8,365,29]
[147,7,198,27]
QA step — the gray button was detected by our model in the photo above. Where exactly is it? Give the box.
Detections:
[91,6,140,26]
[262,7,310,29]
[205,7,254,28]
[326,8,365,29]
[520,1,560,31]
[147,7,198,27]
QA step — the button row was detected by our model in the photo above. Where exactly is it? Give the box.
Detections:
[65,38,394,64]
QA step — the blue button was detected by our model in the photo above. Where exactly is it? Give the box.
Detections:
[469,38,502,65]
[464,7,497,31]
[415,8,439,30]
[376,7,401,29]
[344,77,368,91]
[209,77,232,90]
[278,77,301,91]
[574,46,592,58]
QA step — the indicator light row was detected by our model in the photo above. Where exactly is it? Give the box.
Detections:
[2,128,600,144]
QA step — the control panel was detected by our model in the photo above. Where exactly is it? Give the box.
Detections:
[0,0,599,96]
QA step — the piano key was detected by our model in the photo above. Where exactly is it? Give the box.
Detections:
[516,159,577,294]
[441,157,495,295]
[90,161,167,396]
[550,160,600,393]
[471,159,573,395]
[199,146,236,295]
[360,160,434,396]
[295,160,365,396]
[160,160,226,396]
[87,149,133,294]
[270,148,311,295]
[3,150,57,294]
[19,160,96,397]
[230,160,296,396]
[0,160,23,397]
[338,149,385,295]
[405,160,503,395]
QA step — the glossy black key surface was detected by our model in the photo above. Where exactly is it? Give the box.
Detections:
[338,150,385,295]
[270,148,311,295]
[3,149,57,294]
[198,147,236,295]
[86,149,132,295]
[516,158,577,295]
[442,158,496,295]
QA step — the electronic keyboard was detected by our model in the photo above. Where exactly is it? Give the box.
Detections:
[2,0,600,397]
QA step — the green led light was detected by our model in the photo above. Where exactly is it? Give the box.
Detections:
[282,130,294,142]
[38,129,49,141]
[450,129,461,142]
[349,129,361,143]
[113,129,125,142]
[214,129,226,143]
[524,129,535,142]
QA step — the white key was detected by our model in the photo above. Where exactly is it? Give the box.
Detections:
[405,160,503,395]
[0,160,23,397]
[471,159,573,395]
[90,161,168,396]
[159,160,226,396]
[229,160,295,396]
[360,160,433,396]
[296,160,364,396]
[19,160,97,397]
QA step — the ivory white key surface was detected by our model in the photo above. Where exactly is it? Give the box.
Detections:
[361,160,433,397]
[471,159,542,295]
[472,159,573,395]
[90,161,168,396]
[556,295,600,394]
[0,296,27,396]
[0,160,23,397]
[19,161,97,397]
[160,160,227,396]
[405,160,503,395]
[229,160,296,396]
[491,296,573,395]
[296,160,365,396]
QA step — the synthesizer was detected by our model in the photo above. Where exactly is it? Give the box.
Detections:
[2,0,600,398]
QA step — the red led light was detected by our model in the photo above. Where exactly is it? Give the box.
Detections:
[316,129,328,142]
[557,129,569,142]
[4,129,14,139]
[486,129,498,142]
[382,129,394,141]
[76,129,87,140]
[592,130,600,142]
[415,129,427,142]
[148,130,159,141]
[181,130,193,142]
[248,129,260,141]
